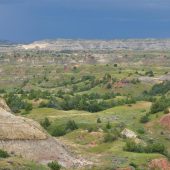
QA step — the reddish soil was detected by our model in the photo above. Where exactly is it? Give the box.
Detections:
[160,113,170,129]
[88,141,97,147]
[149,158,170,170]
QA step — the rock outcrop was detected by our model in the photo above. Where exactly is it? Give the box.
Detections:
[121,128,137,139]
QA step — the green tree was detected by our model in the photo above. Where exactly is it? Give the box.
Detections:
[0,149,9,158]
[65,120,78,131]
[40,117,51,129]
[106,121,111,129]
[140,114,149,123]
[97,118,102,123]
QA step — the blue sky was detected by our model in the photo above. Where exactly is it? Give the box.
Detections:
[0,0,170,42]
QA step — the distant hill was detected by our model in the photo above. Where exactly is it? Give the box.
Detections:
[0,40,15,45]
[19,39,170,51]
[1,39,170,52]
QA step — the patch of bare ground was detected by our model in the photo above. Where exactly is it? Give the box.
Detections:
[149,158,170,170]
[160,113,170,129]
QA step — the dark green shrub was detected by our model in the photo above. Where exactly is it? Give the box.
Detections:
[0,89,5,94]
[106,121,111,129]
[106,83,112,89]
[48,161,61,170]
[146,142,167,155]
[150,81,170,95]
[39,101,47,108]
[150,97,170,114]
[51,127,66,137]
[104,133,117,143]
[137,128,145,134]
[124,140,168,156]
[145,70,154,77]
[124,140,145,153]
[164,108,169,114]
[140,114,149,123]
[40,117,51,129]
[24,103,33,112]
[5,93,25,113]
[129,162,137,168]
[97,118,102,123]
[65,120,78,131]
[0,149,9,158]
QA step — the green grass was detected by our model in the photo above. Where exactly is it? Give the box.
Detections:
[1,61,170,169]
[0,156,49,170]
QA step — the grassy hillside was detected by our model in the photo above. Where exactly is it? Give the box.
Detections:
[0,51,170,170]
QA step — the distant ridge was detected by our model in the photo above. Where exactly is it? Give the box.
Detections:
[1,39,170,51]
[0,40,15,45]
[19,39,170,51]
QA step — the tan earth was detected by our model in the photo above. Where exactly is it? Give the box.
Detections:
[0,105,47,140]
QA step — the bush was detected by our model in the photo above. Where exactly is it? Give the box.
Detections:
[104,133,117,143]
[150,97,170,114]
[124,139,168,156]
[164,108,169,114]
[24,103,33,112]
[146,142,167,155]
[51,127,66,137]
[5,93,34,113]
[39,101,47,108]
[106,83,112,89]
[48,161,61,170]
[137,128,145,134]
[40,117,51,129]
[145,70,154,77]
[0,149,9,158]
[150,81,170,95]
[5,94,25,113]
[0,89,5,94]
[124,140,145,153]
[65,120,78,131]
[97,118,102,123]
[140,114,149,123]
[106,121,111,129]
[129,162,137,168]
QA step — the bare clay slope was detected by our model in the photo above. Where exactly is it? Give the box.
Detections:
[0,98,87,168]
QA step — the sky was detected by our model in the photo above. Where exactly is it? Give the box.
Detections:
[0,0,170,42]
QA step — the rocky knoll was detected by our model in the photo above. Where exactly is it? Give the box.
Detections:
[0,98,87,168]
